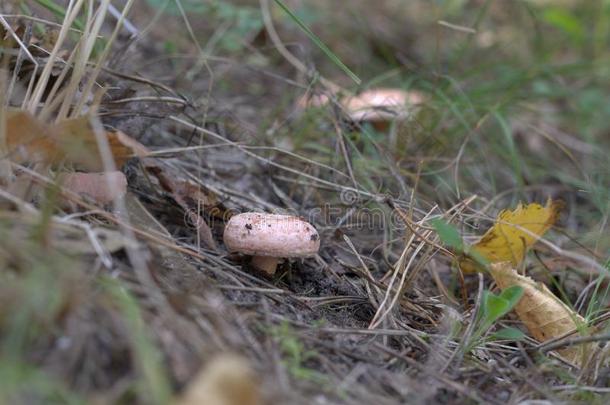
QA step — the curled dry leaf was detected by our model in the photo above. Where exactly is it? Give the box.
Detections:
[489,262,591,366]
[459,199,563,273]
[111,129,150,159]
[144,164,218,250]
[53,116,148,171]
[5,110,60,166]
[173,354,261,405]
[5,109,147,171]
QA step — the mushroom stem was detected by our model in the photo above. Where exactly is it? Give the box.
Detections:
[251,256,280,275]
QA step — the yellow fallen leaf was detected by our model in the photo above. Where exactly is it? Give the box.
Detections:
[459,199,562,273]
[489,262,590,366]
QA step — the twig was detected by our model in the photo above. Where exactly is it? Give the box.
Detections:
[540,333,610,354]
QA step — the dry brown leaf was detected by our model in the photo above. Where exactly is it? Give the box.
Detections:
[172,178,218,210]
[489,262,591,366]
[54,116,146,171]
[6,110,62,166]
[111,129,150,159]
[53,116,110,171]
[144,164,217,250]
[5,109,147,171]
[174,354,261,405]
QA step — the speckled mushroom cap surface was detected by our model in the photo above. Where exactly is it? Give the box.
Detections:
[223,213,320,257]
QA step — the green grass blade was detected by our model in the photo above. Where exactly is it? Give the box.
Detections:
[273,0,361,85]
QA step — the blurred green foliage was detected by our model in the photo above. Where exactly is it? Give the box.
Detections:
[145,0,262,52]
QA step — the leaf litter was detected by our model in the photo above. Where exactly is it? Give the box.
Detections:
[0,1,609,404]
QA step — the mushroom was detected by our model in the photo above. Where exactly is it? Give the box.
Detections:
[223,213,320,275]
[341,88,426,123]
[296,86,426,131]
[59,171,127,205]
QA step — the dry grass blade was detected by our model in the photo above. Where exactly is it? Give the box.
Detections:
[0,69,10,184]
[26,0,85,112]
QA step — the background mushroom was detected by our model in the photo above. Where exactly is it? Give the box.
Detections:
[223,213,320,275]
[296,86,426,131]
[341,88,426,123]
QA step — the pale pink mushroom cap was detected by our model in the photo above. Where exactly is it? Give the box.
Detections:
[223,213,320,258]
[60,171,127,205]
[341,88,425,122]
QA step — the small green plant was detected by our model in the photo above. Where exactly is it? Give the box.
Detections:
[430,218,464,252]
[480,287,526,339]
[431,220,526,347]
[269,322,324,382]
[541,7,586,45]
[583,258,610,322]
[431,218,489,270]
[466,286,526,352]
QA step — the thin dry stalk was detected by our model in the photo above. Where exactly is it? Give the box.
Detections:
[27,0,86,112]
